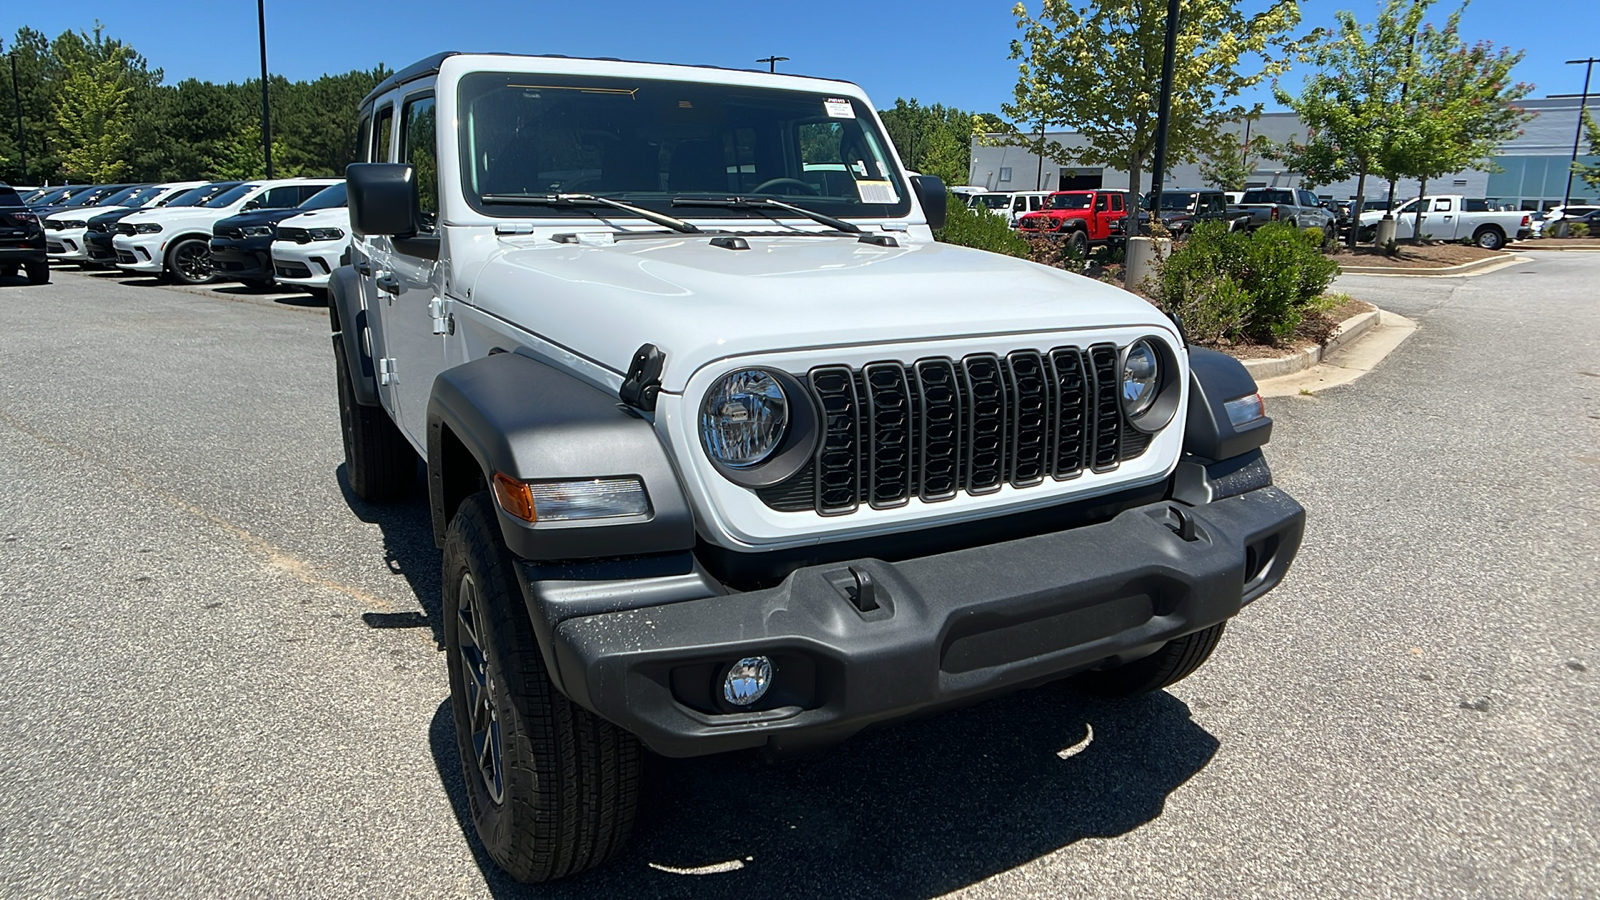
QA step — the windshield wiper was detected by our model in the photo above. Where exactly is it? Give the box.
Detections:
[671,196,862,235]
[480,192,701,234]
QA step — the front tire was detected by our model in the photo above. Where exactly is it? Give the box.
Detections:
[333,341,415,501]
[1066,229,1089,259]
[1474,227,1505,250]
[165,237,214,285]
[443,492,642,883]
[1073,622,1227,697]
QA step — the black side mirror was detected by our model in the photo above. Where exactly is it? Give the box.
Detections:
[347,163,419,237]
[910,175,947,231]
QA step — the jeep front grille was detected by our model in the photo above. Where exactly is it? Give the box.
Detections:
[758,345,1153,515]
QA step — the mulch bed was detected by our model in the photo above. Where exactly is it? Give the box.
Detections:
[1331,243,1503,268]
[1215,298,1376,360]
[1519,237,1600,249]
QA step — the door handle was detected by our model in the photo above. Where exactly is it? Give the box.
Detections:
[376,274,401,294]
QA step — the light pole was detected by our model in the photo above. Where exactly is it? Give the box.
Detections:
[257,0,274,178]
[1555,57,1593,216]
[9,50,25,184]
[756,56,789,74]
[1146,0,1180,235]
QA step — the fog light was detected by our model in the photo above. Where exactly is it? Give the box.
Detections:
[722,657,773,707]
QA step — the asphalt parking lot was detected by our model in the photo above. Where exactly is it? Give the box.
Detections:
[1,255,1596,898]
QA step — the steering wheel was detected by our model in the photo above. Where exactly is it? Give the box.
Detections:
[750,177,820,196]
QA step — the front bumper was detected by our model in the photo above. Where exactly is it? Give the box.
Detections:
[210,235,273,281]
[84,232,118,264]
[522,484,1304,758]
[46,228,91,261]
[270,238,347,288]
[112,234,164,273]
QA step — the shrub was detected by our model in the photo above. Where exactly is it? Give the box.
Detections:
[1156,222,1341,345]
[934,192,1030,258]
[1570,222,1590,238]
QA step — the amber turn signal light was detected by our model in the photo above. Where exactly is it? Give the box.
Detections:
[492,472,538,522]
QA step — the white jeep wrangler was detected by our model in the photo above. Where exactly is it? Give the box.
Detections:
[332,52,1305,882]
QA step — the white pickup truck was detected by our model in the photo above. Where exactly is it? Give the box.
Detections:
[1356,195,1531,250]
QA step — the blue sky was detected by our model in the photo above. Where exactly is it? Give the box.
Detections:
[4,0,1596,115]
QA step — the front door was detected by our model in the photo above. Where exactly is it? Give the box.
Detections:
[383,90,451,447]
[1421,197,1456,240]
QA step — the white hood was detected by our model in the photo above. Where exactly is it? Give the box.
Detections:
[468,234,1173,392]
[277,208,351,230]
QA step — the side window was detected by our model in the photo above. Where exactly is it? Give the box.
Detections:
[1434,198,1453,212]
[1013,197,1026,212]
[259,186,305,209]
[296,185,322,204]
[400,93,439,228]
[1030,196,1043,211]
[1095,194,1109,212]
[1111,194,1123,212]
[357,112,372,163]
[372,103,395,163]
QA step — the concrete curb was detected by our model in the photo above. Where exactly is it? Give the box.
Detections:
[1506,245,1600,253]
[1255,309,1420,398]
[1241,308,1380,381]
[1337,253,1517,276]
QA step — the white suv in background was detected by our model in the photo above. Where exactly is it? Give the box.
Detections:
[269,184,351,298]
[113,178,339,284]
[968,190,1052,226]
[45,181,206,265]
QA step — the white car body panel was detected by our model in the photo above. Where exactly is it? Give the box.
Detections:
[270,207,352,289]
[113,179,337,274]
[44,181,206,262]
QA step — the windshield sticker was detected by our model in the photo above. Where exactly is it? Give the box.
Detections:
[856,180,898,204]
[824,98,856,119]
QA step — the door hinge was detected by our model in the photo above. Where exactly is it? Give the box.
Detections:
[429,297,448,335]
[378,357,397,385]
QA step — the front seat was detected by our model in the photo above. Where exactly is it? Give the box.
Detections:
[667,140,727,194]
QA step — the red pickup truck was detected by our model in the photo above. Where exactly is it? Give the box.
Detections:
[1016,190,1130,255]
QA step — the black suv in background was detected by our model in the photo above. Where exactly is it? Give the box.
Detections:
[1134,189,1250,236]
[210,182,344,287]
[0,182,49,284]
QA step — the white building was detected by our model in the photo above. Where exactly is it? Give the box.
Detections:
[968,97,1597,211]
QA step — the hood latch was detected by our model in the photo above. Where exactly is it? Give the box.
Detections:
[619,343,665,412]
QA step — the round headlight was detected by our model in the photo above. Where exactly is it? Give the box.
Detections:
[1121,340,1160,417]
[700,369,789,468]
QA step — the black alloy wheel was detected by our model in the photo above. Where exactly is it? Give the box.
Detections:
[454,570,506,804]
[167,237,214,285]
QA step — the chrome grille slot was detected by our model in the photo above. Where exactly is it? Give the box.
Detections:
[863,362,914,509]
[1048,348,1088,479]
[962,354,1007,495]
[913,359,962,502]
[1088,344,1122,471]
[810,367,862,516]
[1006,351,1051,487]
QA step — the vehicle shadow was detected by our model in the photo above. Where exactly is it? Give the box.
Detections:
[336,463,444,647]
[430,684,1219,899]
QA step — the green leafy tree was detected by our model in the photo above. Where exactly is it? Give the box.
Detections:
[205,120,301,180]
[0,28,58,184]
[1576,110,1600,191]
[879,99,1002,186]
[50,23,156,181]
[1003,0,1300,199]
[1381,10,1531,242]
[1198,128,1264,191]
[1266,0,1434,245]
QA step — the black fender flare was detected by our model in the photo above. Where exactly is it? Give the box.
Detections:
[425,351,696,562]
[328,265,379,406]
[1184,347,1272,462]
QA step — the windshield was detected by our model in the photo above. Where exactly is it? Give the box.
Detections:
[63,187,119,208]
[30,187,73,206]
[460,72,909,221]
[972,194,1010,209]
[1045,194,1093,210]
[165,183,239,208]
[1241,189,1294,205]
[299,183,347,210]
[202,183,260,209]
[118,185,168,207]
[95,185,146,208]
[1156,193,1197,211]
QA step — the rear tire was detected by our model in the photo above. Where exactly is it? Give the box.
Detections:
[443,492,642,883]
[1474,227,1505,250]
[334,341,416,501]
[1073,622,1227,697]
[24,261,49,285]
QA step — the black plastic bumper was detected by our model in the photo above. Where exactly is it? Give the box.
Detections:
[518,485,1304,758]
[209,237,273,280]
[0,244,47,264]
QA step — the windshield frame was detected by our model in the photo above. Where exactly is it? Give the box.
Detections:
[1044,193,1093,211]
[456,71,911,223]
